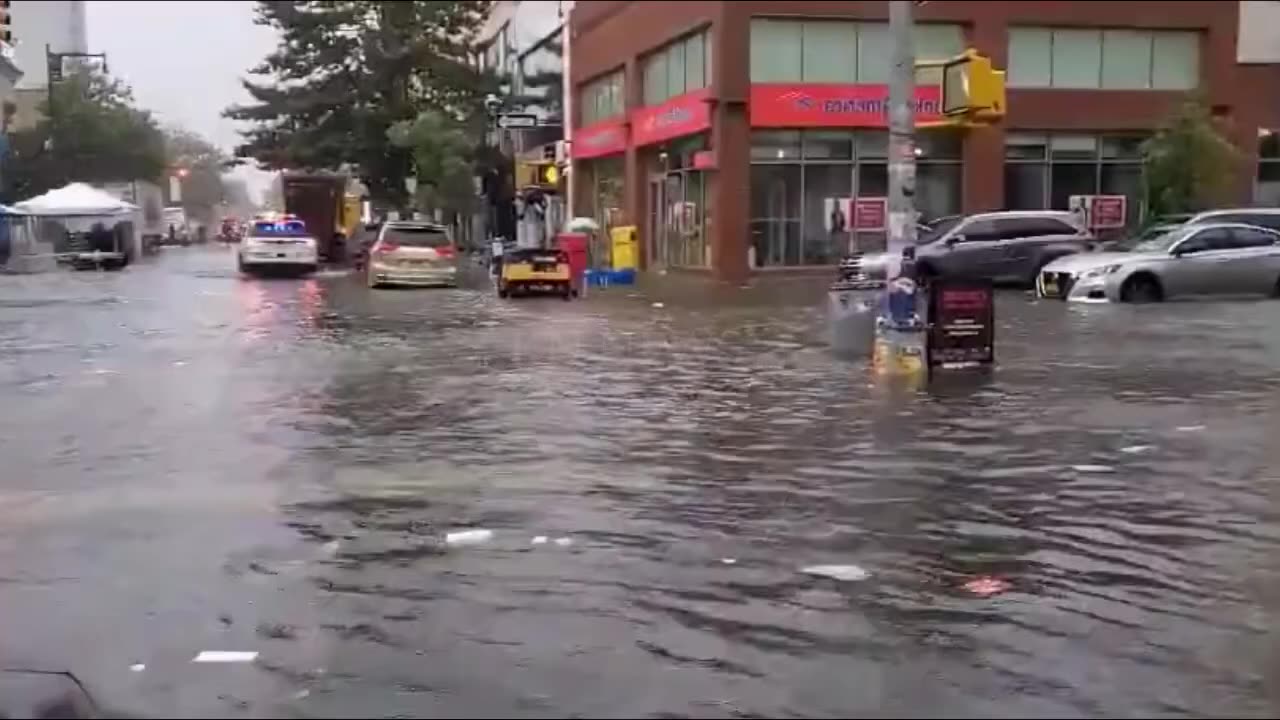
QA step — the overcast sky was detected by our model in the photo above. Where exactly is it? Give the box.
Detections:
[86,0,280,200]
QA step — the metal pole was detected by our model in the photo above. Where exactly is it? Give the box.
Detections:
[886,0,917,273]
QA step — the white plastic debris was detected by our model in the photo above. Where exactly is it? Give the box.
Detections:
[531,536,548,545]
[801,564,870,581]
[1120,444,1154,454]
[553,536,573,547]
[651,302,665,309]
[192,651,258,664]
[1071,464,1115,473]
[173,360,187,367]
[320,540,341,555]
[721,558,737,565]
[1176,425,1206,432]
[129,664,145,672]
[445,529,494,546]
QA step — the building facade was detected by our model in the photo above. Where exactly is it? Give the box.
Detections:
[8,0,89,130]
[569,0,1280,282]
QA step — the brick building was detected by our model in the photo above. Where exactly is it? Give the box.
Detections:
[568,0,1280,282]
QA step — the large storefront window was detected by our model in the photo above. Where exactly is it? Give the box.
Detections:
[642,30,711,106]
[580,157,624,266]
[580,70,625,126]
[749,129,962,267]
[1004,133,1146,226]
[1256,130,1280,206]
[648,136,710,269]
[1008,28,1199,90]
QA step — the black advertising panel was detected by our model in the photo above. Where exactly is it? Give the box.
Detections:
[927,279,994,369]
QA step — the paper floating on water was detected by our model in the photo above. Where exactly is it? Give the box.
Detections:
[721,558,737,565]
[1120,445,1154,454]
[1176,425,1206,432]
[553,536,573,547]
[651,302,665,308]
[192,651,258,664]
[445,529,494,546]
[1071,464,1114,473]
[962,576,1011,597]
[531,536,548,545]
[129,663,145,672]
[801,564,870,581]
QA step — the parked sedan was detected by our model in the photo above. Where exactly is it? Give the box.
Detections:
[1037,222,1280,303]
[860,210,1093,286]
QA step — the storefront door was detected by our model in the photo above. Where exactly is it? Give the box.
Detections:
[647,177,666,268]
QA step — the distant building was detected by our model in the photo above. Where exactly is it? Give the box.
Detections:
[8,0,89,130]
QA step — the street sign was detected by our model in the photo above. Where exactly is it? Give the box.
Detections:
[497,113,539,129]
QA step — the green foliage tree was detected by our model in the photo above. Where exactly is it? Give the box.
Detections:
[3,69,166,202]
[163,126,231,221]
[387,110,479,216]
[1142,94,1240,219]
[225,0,495,208]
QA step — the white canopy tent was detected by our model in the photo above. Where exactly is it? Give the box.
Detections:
[14,183,144,264]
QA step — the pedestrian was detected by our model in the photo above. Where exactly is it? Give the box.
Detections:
[490,236,504,279]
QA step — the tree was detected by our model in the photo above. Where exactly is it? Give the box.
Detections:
[225,1,494,208]
[387,110,478,216]
[1142,94,1240,219]
[3,69,166,201]
[163,127,230,220]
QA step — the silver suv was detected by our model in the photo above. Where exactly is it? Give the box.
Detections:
[861,210,1094,286]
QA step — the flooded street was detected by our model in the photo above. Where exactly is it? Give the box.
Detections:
[3,246,1280,718]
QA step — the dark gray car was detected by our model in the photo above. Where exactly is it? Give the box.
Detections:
[863,211,1094,286]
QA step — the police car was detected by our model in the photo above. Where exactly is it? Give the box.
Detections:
[237,214,319,276]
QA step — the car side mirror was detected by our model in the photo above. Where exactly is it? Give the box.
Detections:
[946,235,962,247]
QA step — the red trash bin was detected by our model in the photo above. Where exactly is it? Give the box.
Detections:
[553,232,590,295]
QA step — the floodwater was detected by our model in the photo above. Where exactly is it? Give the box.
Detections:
[2,246,1280,718]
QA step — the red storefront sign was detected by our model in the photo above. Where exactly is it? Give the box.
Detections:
[692,150,717,170]
[572,119,628,159]
[631,88,712,147]
[1089,195,1127,229]
[853,197,888,232]
[749,84,943,127]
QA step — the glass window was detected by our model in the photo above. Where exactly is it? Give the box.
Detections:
[751,19,802,82]
[802,165,853,265]
[644,51,667,105]
[917,131,962,159]
[802,21,857,83]
[1008,28,1052,87]
[751,130,801,161]
[1255,164,1280,207]
[1102,30,1152,89]
[750,165,802,266]
[857,163,888,197]
[1051,164,1099,209]
[857,23,891,83]
[855,131,888,159]
[916,24,964,61]
[959,219,1001,242]
[1101,135,1146,159]
[1051,29,1102,88]
[1005,133,1048,161]
[667,40,687,99]
[803,130,853,160]
[1050,134,1098,161]
[1152,32,1200,90]
[1176,228,1230,254]
[1100,164,1142,225]
[917,164,962,221]
[1226,213,1280,232]
[686,33,706,90]
[1260,131,1280,160]
[996,217,1049,239]
[1231,226,1279,248]
[1004,165,1047,209]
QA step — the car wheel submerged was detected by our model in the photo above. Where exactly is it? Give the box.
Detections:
[1120,274,1163,303]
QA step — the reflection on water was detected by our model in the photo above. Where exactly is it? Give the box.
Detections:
[2,250,1280,717]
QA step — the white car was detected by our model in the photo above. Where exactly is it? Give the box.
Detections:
[237,217,319,276]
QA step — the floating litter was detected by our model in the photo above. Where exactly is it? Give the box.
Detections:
[320,540,341,555]
[553,537,573,547]
[1176,425,1206,432]
[651,302,665,308]
[1071,464,1114,473]
[721,558,737,565]
[192,651,258,664]
[293,689,311,700]
[129,664,145,672]
[801,564,870,581]
[173,361,187,367]
[1120,445,1154,454]
[445,529,494,546]
[963,576,1011,597]
[531,536,548,545]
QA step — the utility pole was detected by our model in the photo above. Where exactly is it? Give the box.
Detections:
[886,0,917,275]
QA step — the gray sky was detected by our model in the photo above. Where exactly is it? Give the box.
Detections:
[86,0,280,201]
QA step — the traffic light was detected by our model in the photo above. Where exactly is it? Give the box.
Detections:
[1,1,13,45]
[941,49,1006,121]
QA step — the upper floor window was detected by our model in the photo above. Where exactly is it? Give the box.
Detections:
[642,30,711,106]
[579,70,625,126]
[749,19,963,84]
[1008,27,1199,90]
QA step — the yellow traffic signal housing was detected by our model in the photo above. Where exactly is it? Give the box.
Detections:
[516,161,560,188]
[940,49,1006,120]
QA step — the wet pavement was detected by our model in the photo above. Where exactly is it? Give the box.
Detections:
[3,245,1280,717]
